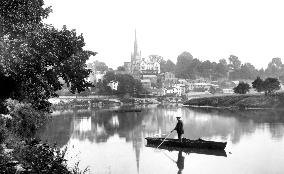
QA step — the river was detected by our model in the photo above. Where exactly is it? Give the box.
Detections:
[38,105,284,174]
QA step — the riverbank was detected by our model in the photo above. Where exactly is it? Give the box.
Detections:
[184,93,284,109]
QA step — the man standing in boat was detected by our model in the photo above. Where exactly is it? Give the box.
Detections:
[171,116,184,142]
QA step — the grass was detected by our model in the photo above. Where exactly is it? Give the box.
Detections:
[184,92,284,109]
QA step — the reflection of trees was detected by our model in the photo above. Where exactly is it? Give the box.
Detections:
[37,112,74,148]
[38,106,284,149]
[187,108,284,142]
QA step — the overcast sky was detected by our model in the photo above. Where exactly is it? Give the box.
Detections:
[44,0,284,69]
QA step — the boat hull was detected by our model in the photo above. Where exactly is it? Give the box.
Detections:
[145,137,227,150]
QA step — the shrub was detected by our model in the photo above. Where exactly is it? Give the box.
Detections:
[252,77,264,92]
[263,78,280,95]
[6,100,47,138]
[14,138,88,174]
[0,117,7,144]
[233,82,250,94]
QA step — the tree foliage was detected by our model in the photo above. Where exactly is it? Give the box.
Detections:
[252,77,264,92]
[88,60,109,72]
[233,82,250,94]
[265,58,283,78]
[262,77,280,95]
[95,72,144,97]
[0,0,95,112]
[228,55,241,70]
[175,52,193,78]
[161,59,175,73]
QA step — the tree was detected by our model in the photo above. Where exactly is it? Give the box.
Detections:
[199,60,213,78]
[175,52,193,78]
[214,60,228,79]
[228,55,241,70]
[262,77,280,95]
[258,68,265,78]
[92,60,109,72]
[233,82,250,94]
[0,0,95,112]
[161,59,175,73]
[252,77,264,92]
[117,66,125,71]
[240,63,258,80]
[265,58,283,78]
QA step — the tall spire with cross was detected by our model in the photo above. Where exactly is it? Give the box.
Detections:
[134,29,138,57]
[131,29,141,78]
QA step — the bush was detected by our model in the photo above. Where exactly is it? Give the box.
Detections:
[6,100,47,138]
[0,117,7,144]
[13,138,88,174]
[233,82,250,94]
[263,78,280,95]
[252,76,264,92]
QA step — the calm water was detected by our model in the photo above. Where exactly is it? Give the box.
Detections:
[38,105,284,174]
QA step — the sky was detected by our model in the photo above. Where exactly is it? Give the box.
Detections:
[44,0,284,70]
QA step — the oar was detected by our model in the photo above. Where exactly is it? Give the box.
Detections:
[162,151,176,164]
[156,131,172,149]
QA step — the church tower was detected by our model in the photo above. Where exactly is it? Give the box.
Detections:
[131,29,141,79]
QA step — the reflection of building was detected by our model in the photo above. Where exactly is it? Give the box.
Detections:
[132,125,144,173]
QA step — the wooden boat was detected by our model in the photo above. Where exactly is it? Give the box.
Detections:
[145,137,227,150]
[146,144,227,157]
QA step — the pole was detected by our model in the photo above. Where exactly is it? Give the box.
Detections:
[156,132,172,149]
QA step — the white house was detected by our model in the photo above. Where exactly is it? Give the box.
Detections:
[222,88,234,94]
[140,57,160,74]
[173,84,186,96]
[141,79,151,89]
[108,81,119,90]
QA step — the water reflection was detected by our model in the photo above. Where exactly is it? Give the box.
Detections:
[177,151,184,174]
[37,106,284,174]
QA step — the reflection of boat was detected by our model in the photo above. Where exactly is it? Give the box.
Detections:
[113,108,142,113]
[145,137,227,150]
[146,144,227,157]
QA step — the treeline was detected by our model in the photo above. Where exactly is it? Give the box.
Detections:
[94,71,146,96]
[234,77,281,95]
[160,52,284,81]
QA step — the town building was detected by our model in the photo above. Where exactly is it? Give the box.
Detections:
[108,81,119,91]
[141,79,151,89]
[124,30,161,82]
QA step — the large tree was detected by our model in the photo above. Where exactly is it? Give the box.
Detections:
[0,0,95,112]
[161,59,175,73]
[228,55,241,70]
[262,77,280,95]
[175,51,193,78]
[265,58,283,78]
[233,82,250,94]
[214,59,228,79]
[252,77,264,92]
[240,63,258,80]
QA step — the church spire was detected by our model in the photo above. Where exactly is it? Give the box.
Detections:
[134,29,138,57]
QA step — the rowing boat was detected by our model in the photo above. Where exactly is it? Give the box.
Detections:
[145,137,227,150]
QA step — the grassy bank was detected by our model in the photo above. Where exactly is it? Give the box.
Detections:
[184,93,284,109]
